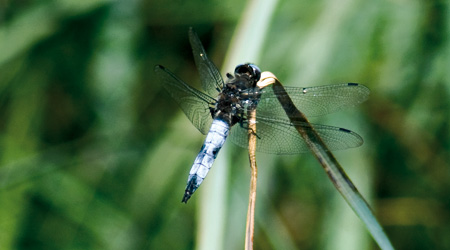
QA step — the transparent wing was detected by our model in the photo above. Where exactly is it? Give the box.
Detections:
[257,83,370,117]
[188,28,224,97]
[154,65,216,135]
[229,115,363,155]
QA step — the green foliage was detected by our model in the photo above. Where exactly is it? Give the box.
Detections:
[0,0,448,249]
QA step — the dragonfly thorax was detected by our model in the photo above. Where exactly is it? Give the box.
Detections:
[213,66,262,126]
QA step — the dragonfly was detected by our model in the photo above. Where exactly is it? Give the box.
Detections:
[155,28,370,203]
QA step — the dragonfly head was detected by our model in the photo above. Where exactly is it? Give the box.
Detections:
[234,63,261,86]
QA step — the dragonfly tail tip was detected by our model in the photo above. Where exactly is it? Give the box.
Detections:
[181,193,191,203]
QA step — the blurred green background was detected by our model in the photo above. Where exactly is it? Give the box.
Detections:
[0,0,449,249]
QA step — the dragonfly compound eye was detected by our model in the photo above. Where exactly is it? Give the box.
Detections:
[234,63,261,81]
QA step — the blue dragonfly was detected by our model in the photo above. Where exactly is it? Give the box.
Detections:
[155,28,369,203]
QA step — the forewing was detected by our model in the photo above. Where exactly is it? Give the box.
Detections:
[257,83,370,118]
[155,65,216,135]
[188,28,224,97]
[229,116,363,155]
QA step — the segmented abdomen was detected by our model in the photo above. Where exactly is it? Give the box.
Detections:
[182,119,230,203]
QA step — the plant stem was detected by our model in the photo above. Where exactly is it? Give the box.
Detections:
[259,72,395,250]
[245,109,258,250]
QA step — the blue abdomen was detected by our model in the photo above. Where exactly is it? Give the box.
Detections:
[182,119,230,203]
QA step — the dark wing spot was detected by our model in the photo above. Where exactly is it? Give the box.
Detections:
[339,128,351,133]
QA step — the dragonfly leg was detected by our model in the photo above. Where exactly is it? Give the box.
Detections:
[248,127,261,139]
[239,119,261,139]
